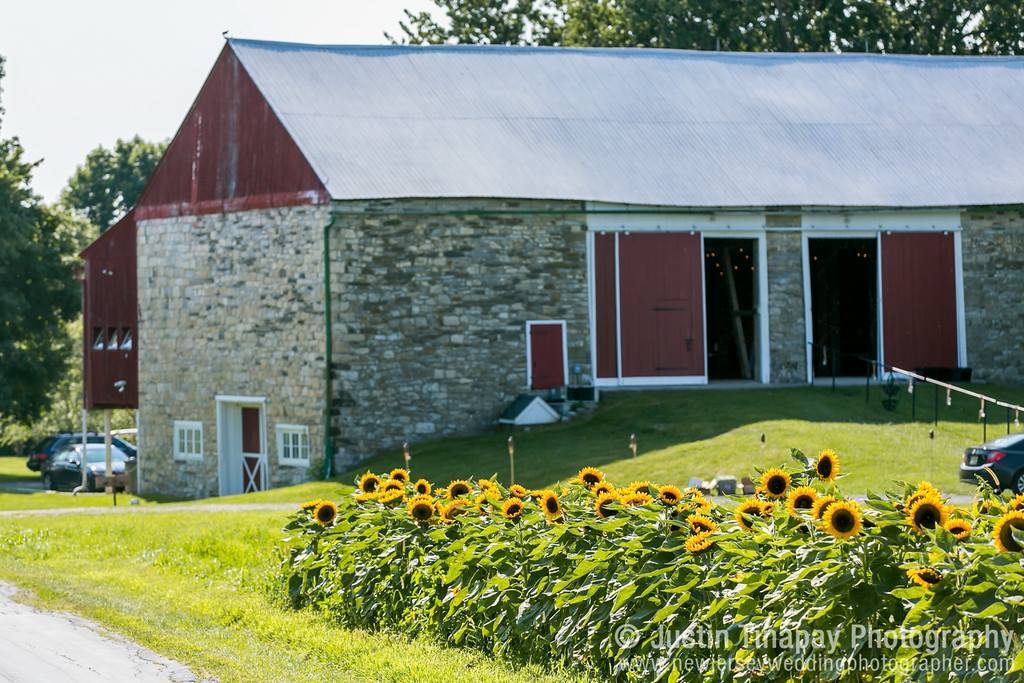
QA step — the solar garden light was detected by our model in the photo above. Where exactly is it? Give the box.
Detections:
[403,441,411,474]
[630,433,638,459]
[507,436,515,486]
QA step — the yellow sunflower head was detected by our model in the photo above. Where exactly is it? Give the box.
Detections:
[354,491,378,503]
[413,478,431,496]
[944,518,972,541]
[446,480,472,500]
[993,510,1024,552]
[822,500,862,540]
[815,449,840,481]
[441,499,469,523]
[358,472,381,494]
[592,481,615,497]
[378,489,405,505]
[539,490,563,520]
[735,499,770,530]
[300,498,323,511]
[407,494,435,522]
[1006,494,1024,512]
[906,496,948,534]
[474,493,496,513]
[975,498,1004,517]
[688,514,719,535]
[509,484,528,498]
[382,479,404,494]
[760,469,791,499]
[811,495,837,520]
[628,481,653,495]
[685,531,715,554]
[389,468,410,484]
[907,567,942,589]
[577,467,604,489]
[786,486,818,515]
[658,485,684,506]
[622,491,654,508]
[478,478,499,494]
[502,497,524,520]
[594,492,619,518]
[312,500,338,525]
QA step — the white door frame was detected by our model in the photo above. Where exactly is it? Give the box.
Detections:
[525,320,569,389]
[215,394,268,496]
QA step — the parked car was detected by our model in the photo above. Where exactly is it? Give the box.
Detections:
[960,434,1024,494]
[27,433,137,473]
[42,443,135,492]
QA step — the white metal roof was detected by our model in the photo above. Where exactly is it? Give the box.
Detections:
[230,38,1024,208]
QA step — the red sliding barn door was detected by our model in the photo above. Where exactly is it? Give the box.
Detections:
[881,233,958,370]
[529,323,565,389]
[618,233,705,378]
[594,233,619,379]
[241,407,265,493]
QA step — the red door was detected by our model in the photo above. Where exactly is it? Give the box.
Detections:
[881,233,958,370]
[618,233,704,378]
[241,407,265,493]
[529,323,565,389]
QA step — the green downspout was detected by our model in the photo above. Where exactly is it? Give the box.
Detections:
[322,212,337,480]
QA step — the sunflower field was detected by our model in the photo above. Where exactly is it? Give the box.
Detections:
[281,450,1024,682]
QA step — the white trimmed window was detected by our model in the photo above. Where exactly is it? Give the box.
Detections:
[173,421,203,462]
[276,424,310,467]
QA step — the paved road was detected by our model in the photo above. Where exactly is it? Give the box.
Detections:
[0,583,201,682]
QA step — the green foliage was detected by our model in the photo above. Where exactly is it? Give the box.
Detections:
[283,458,1024,681]
[394,0,1024,54]
[61,135,165,233]
[0,57,84,427]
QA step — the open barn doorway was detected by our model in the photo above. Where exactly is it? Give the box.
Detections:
[808,238,877,378]
[704,238,758,381]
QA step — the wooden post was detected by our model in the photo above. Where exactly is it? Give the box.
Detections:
[630,433,638,459]
[403,441,411,474]
[81,408,89,491]
[507,436,515,486]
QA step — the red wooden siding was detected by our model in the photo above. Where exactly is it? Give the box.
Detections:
[81,213,138,409]
[135,45,327,219]
[594,233,618,378]
[529,323,565,389]
[241,407,261,454]
[618,233,704,377]
[881,232,958,370]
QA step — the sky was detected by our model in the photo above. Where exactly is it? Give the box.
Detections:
[0,0,436,201]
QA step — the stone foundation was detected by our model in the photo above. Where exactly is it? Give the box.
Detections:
[766,230,807,384]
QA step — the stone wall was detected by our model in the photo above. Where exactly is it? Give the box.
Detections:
[961,208,1024,383]
[765,229,807,384]
[327,199,590,467]
[137,205,329,498]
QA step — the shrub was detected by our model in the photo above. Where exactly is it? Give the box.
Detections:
[281,450,1024,682]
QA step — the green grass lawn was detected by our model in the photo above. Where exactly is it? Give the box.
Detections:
[0,456,34,483]
[347,384,1024,496]
[0,510,579,683]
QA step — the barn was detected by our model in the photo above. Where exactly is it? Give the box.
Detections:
[81,39,1024,498]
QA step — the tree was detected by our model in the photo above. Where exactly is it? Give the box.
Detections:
[392,0,1024,54]
[62,136,165,233]
[0,57,85,428]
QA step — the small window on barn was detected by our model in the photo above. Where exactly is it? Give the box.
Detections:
[107,327,119,351]
[119,328,133,351]
[92,328,105,351]
[173,421,203,462]
[276,425,310,467]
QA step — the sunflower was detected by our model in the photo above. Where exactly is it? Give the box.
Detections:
[539,490,562,520]
[378,489,405,505]
[577,467,604,489]
[358,472,381,494]
[811,495,837,520]
[685,531,715,553]
[993,511,1024,552]
[760,469,791,499]
[944,518,972,541]
[786,486,818,515]
[689,495,712,514]
[312,500,338,525]
[975,498,1004,516]
[441,500,468,523]
[815,449,840,481]
[300,499,323,511]
[658,485,683,506]
[413,479,431,496]
[906,567,942,589]
[474,493,495,513]
[354,491,378,503]
[592,481,615,497]
[509,484,528,498]
[735,500,770,530]
[1006,494,1024,512]
[688,514,719,535]
[381,479,404,494]
[407,495,435,522]
[622,491,654,508]
[478,479,499,494]
[906,496,948,534]
[446,480,472,500]
[915,481,939,496]
[627,481,653,495]
[594,492,619,518]
[389,468,410,484]
[822,501,862,540]
[502,497,524,520]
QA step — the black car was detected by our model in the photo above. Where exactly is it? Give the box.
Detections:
[27,433,137,473]
[42,443,135,492]
[960,434,1024,494]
